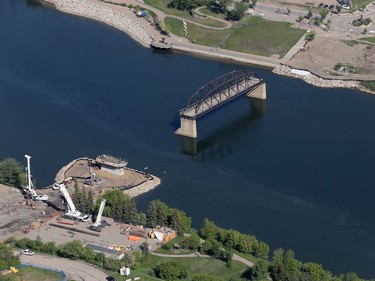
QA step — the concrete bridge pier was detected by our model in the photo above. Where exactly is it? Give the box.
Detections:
[246,82,266,100]
[175,118,197,139]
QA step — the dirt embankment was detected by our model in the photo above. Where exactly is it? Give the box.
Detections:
[286,37,375,81]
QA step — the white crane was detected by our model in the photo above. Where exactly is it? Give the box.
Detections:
[24,155,48,201]
[58,183,89,222]
[90,198,108,232]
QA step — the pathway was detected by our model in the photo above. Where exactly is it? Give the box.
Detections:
[281,32,307,62]
[20,253,108,281]
[152,252,254,267]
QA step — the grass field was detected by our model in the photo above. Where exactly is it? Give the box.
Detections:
[0,266,62,281]
[165,17,232,46]
[114,255,248,280]
[222,17,306,57]
[351,0,373,9]
[360,36,375,43]
[165,16,305,57]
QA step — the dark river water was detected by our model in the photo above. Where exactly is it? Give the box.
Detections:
[1,0,375,278]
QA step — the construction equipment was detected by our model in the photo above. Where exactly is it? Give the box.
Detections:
[23,155,48,201]
[58,182,89,222]
[89,198,109,232]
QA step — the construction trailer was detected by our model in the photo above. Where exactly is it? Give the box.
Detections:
[23,155,48,201]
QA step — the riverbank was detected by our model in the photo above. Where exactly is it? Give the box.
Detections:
[43,0,374,94]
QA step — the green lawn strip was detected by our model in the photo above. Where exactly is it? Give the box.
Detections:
[129,255,247,280]
[342,39,361,46]
[359,37,375,43]
[154,236,195,254]
[144,0,226,28]
[222,20,306,57]
[165,17,231,45]
[1,266,62,281]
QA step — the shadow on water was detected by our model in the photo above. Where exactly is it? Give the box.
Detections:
[27,0,56,9]
[178,98,266,163]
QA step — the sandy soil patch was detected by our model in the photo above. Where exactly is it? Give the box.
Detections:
[286,37,375,80]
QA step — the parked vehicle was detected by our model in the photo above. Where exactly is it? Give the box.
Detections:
[21,249,35,256]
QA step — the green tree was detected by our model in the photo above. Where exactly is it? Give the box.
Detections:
[82,246,96,262]
[250,259,269,281]
[255,241,269,259]
[123,251,136,268]
[154,261,189,280]
[171,208,183,235]
[238,234,257,254]
[342,272,362,281]
[336,5,342,13]
[270,248,286,281]
[0,243,20,268]
[319,8,329,20]
[305,31,316,41]
[42,241,57,255]
[296,16,304,23]
[226,1,248,21]
[0,158,26,187]
[301,262,331,281]
[180,233,200,250]
[58,240,84,260]
[306,9,313,19]
[284,249,301,280]
[199,218,219,240]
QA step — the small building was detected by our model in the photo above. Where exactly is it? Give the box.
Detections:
[95,154,128,175]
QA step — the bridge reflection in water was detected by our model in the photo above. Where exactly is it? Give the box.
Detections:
[178,98,266,162]
[175,70,266,139]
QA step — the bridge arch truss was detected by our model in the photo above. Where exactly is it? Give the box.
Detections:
[179,70,263,120]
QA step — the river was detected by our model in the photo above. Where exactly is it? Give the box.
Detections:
[1,0,375,278]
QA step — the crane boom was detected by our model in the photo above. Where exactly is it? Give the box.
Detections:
[24,155,48,201]
[93,199,106,227]
[58,183,89,221]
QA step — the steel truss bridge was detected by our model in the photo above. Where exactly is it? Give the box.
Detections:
[179,70,264,120]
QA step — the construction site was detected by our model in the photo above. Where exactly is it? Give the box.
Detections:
[0,154,165,258]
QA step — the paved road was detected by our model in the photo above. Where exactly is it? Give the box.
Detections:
[20,253,108,281]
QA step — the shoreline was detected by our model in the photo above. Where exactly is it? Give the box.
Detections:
[44,0,374,94]
[55,157,161,197]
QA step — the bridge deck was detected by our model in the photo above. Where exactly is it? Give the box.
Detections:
[180,74,262,120]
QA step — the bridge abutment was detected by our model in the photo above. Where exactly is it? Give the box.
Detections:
[246,82,266,100]
[175,118,197,139]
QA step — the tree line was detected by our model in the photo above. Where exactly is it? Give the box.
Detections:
[167,0,255,21]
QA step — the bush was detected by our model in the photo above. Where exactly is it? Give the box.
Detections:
[154,261,189,280]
